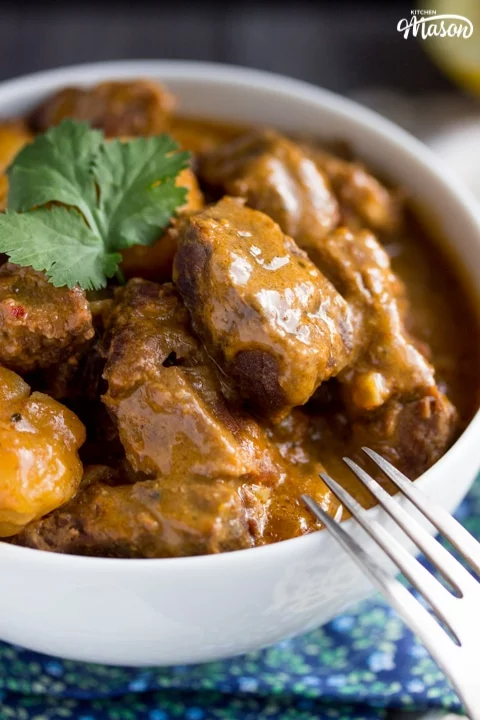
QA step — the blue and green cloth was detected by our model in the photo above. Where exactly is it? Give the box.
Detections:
[1,477,478,720]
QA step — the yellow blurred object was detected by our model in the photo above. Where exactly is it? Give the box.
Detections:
[421,0,480,96]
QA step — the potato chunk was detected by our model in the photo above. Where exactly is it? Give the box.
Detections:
[0,366,85,536]
[0,120,33,211]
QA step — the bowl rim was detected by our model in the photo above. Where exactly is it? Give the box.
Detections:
[0,59,479,570]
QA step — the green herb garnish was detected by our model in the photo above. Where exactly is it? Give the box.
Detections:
[0,120,190,290]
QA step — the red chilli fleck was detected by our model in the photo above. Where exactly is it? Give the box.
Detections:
[10,305,26,319]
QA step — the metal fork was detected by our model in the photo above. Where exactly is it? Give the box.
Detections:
[302,448,480,719]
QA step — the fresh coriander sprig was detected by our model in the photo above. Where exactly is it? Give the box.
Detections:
[0,120,190,290]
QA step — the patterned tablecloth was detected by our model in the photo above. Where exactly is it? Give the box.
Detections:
[0,477,478,720]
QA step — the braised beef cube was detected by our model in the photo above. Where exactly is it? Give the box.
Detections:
[174,197,355,417]
[103,280,253,479]
[306,146,403,234]
[308,227,435,414]
[303,226,402,305]
[15,474,264,558]
[309,227,459,461]
[0,263,94,374]
[350,388,458,479]
[103,280,202,398]
[105,365,258,479]
[198,127,402,241]
[29,80,175,137]
[102,279,284,493]
[199,129,340,249]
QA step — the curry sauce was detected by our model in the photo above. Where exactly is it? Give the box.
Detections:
[0,79,476,557]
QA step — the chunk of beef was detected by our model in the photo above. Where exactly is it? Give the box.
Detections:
[198,132,404,404]
[120,168,204,281]
[306,226,458,468]
[174,197,355,417]
[103,279,201,399]
[108,365,261,480]
[0,263,94,374]
[14,469,267,557]
[199,129,340,248]
[310,227,435,413]
[350,388,458,478]
[306,146,403,234]
[29,80,175,137]
[102,278,281,487]
[39,330,107,402]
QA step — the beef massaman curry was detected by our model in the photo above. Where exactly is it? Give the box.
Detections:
[0,79,477,557]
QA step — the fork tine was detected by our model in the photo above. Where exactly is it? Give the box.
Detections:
[301,495,456,664]
[343,458,476,595]
[319,473,459,637]
[363,448,480,576]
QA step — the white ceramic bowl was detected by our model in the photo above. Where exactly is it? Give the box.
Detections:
[0,61,479,667]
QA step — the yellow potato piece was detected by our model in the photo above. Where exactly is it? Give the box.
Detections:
[0,120,33,211]
[0,366,85,536]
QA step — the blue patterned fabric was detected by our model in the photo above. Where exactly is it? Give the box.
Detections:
[1,477,478,720]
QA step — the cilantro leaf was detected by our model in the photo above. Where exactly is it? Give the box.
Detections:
[0,208,121,290]
[7,121,103,234]
[2,120,190,290]
[95,135,190,250]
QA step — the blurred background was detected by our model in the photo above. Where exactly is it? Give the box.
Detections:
[0,1,467,92]
[2,0,479,199]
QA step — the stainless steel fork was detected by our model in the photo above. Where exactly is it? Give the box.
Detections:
[302,448,480,719]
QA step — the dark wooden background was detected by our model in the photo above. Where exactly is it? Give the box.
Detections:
[0,2,460,718]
